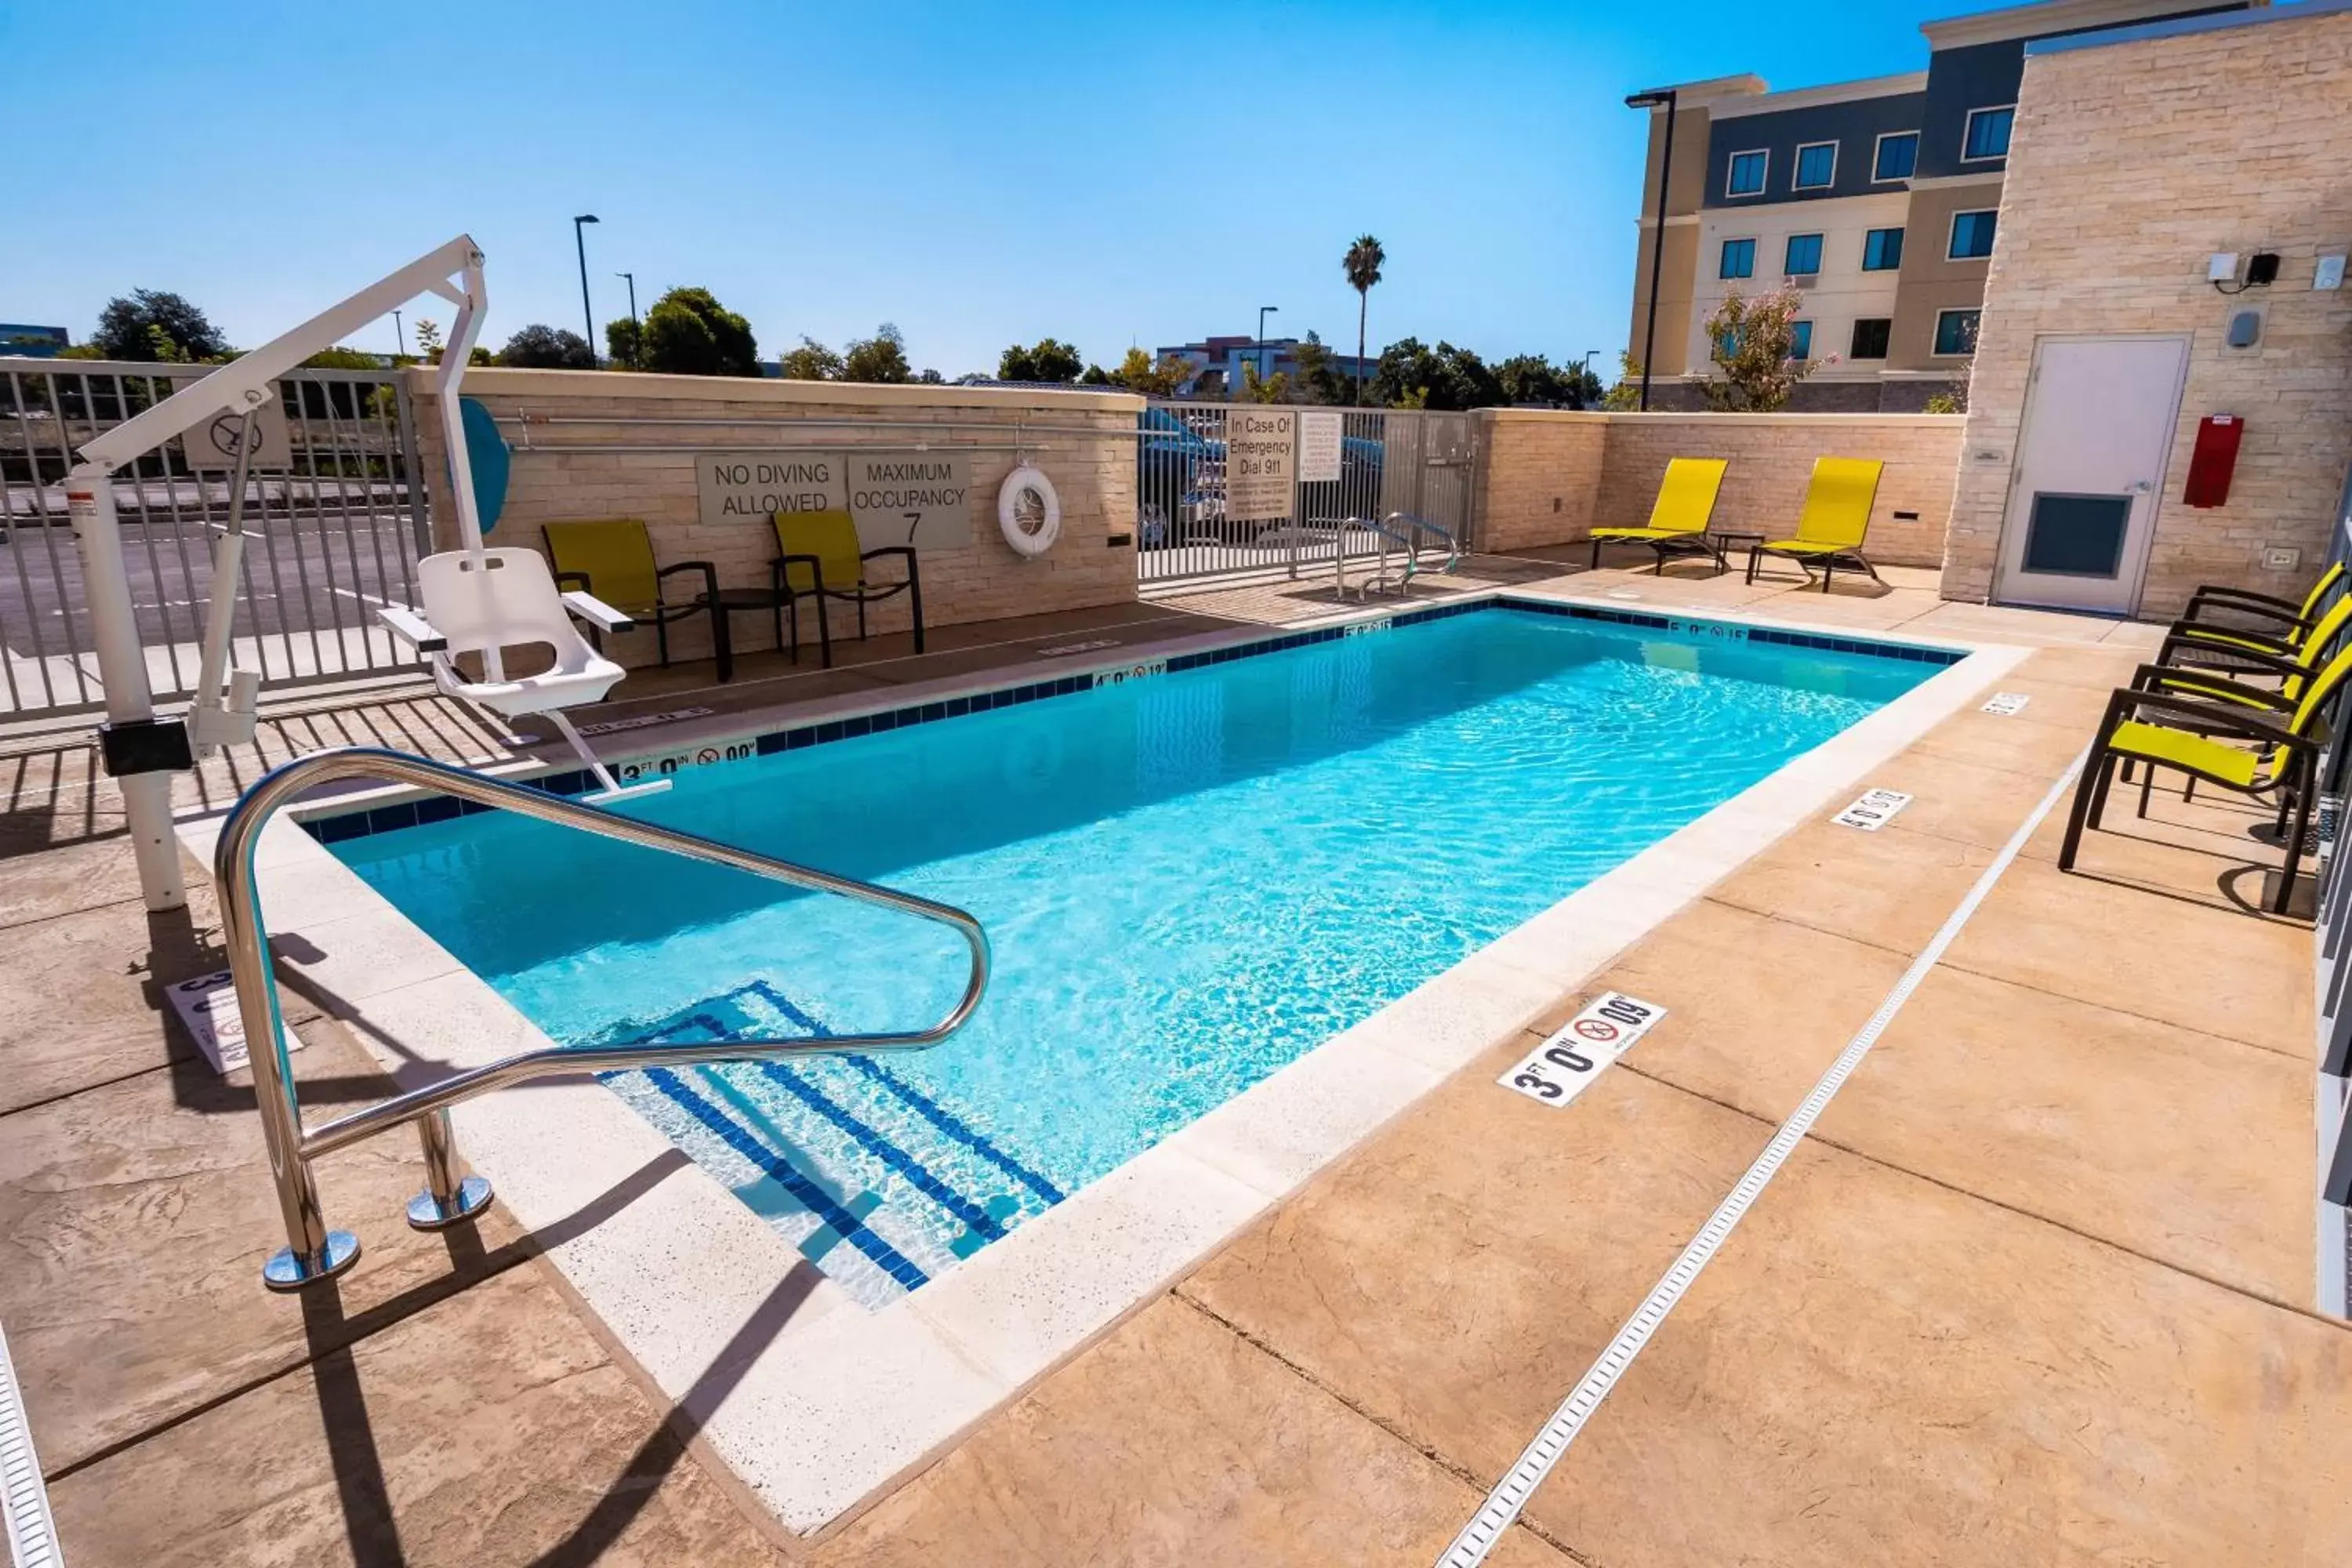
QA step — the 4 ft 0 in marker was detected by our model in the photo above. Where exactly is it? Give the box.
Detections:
[1499,992,1667,1108]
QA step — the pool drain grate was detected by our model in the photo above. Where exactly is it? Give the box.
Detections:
[1436,750,2088,1568]
[1,1322,62,1568]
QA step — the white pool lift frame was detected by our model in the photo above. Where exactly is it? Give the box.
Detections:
[60,234,644,913]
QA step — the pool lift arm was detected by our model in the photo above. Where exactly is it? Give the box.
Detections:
[64,236,495,912]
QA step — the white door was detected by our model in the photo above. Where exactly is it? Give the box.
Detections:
[1994,335,2191,614]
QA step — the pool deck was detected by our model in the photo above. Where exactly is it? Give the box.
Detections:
[3,554,2345,1565]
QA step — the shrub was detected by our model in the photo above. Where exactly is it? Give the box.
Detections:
[496,325,597,369]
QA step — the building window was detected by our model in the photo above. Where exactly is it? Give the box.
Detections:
[1872,131,1918,182]
[1793,141,1837,190]
[1963,106,2014,162]
[1719,238,1756,279]
[1933,308,1981,357]
[1789,321,1813,361]
[1948,209,1998,260]
[1850,318,1892,359]
[1784,233,1824,276]
[1861,227,1904,270]
[1726,150,1768,198]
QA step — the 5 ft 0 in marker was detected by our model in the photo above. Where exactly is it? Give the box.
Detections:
[1499,992,1667,1108]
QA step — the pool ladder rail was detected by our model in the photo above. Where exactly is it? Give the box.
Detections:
[214,745,992,1292]
[1334,512,1461,601]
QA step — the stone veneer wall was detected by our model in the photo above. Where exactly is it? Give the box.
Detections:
[1944,6,2352,614]
[407,368,1142,666]
[1475,411,1964,568]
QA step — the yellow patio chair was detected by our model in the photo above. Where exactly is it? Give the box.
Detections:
[2164,559,2347,662]
[1743,457,1886,593]
[1587,457,1730,574]
[2059,639,2352,914]
[770,509,924,669]
[541,519,728,679]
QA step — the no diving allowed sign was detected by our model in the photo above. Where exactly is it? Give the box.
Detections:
[1498,992,1666,1108]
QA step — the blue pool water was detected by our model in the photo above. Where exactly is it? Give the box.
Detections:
[331,606,1940,1304]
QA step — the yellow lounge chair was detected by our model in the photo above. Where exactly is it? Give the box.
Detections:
[770,509,924,670]
[2163,560,2347,662]
[1587,457,1730,574]
[1744,457,1886,593]
[542,518,728,679]
[2060,639,2352,914]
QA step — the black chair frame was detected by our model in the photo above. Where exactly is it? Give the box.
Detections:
[768,546,924,670]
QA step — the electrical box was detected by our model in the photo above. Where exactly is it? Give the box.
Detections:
[2184,415,2244,509]
[2318,254,2347,291]
[2245,252,2281,286]
[2207,252,2241,283]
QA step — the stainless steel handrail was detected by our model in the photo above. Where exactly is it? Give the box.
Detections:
[1334,512,1461,601]
[214,745,991,1291]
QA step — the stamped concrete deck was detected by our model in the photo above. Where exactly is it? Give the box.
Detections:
[2,552,2341,1566]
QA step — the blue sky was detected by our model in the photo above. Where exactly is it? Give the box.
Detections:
[6,2,1955,376]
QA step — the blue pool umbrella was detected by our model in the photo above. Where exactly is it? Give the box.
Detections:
[458,396,510,534]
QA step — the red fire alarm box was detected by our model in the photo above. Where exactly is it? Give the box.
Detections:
[2183,415,2244,509]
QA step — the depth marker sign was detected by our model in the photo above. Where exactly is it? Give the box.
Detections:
[167,970,310,1076]
[1499,993,1666,1108]
[1833,787,1912,830]
[1981,691,2032,716]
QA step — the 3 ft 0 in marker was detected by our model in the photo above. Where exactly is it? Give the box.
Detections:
[1499,992,1666,1108]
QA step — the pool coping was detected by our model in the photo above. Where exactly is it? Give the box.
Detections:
[174,586,2032,1542]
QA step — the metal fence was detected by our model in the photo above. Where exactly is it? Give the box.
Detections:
[0,358,429,720]
[1134,401,1478,588]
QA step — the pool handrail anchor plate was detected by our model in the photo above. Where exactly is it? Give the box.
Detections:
[213,744,993,1291]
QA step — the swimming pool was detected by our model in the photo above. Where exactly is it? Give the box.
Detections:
[328,603,1949,1305]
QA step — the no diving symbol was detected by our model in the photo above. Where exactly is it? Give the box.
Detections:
[1573,1018,1621,1043]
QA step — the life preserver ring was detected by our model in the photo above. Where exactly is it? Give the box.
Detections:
[998,464,1062,557]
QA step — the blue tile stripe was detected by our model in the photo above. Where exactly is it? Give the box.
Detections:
[739,980,1065,1206]
[638,1065,931,1289]
[746,1061,1007,1241]
[841,1056,1069,1207]
[303,598,1957,843]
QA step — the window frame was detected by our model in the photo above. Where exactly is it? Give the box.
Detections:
[1719,237,1758,281]
[1791,140,1838,191]
[1871,129,1919,183]
[1961,104,2015,163]
[1947,208,1998,261]
[1788,320,1814,361]
[1849,318,1892,360]
[1724,148,1769,199]
[1783,231,1825,278]
[1861,227,1904,272]
[1933,308,1981,358]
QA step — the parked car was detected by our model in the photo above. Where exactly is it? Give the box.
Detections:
[1135,406,1385,548]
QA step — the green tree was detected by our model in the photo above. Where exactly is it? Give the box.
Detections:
[301,347,386,369]
[1240,361,1293,403]
[1701,285,1814,412]
[498,324,597,368]
[411,319,444,361]
[640,286,760,377]
[841,323,913,383]
[1107,346,1188,397]
[605,316,643,368]
[998,337,1083,383]
[1494,354,1568,407]
[1291,332,1352,405]
[93,290,227,362]
[1342,234,1385,406]
[777,337,844,380]
[1367,337,1500,411]
[1600,351,1642,410]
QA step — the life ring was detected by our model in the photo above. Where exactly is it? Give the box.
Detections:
[998,464,1062,557]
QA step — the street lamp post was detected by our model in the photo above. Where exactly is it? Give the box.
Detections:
[1623,88,1679,412]
[616,271,638,326]
[572,214,601,361]
[392,308,405,361]
[1257,304,1279,383]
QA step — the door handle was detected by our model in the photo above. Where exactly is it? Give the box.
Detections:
[2129,480,2154,494]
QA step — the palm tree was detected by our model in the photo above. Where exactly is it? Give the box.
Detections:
[1343,234,1385,407]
